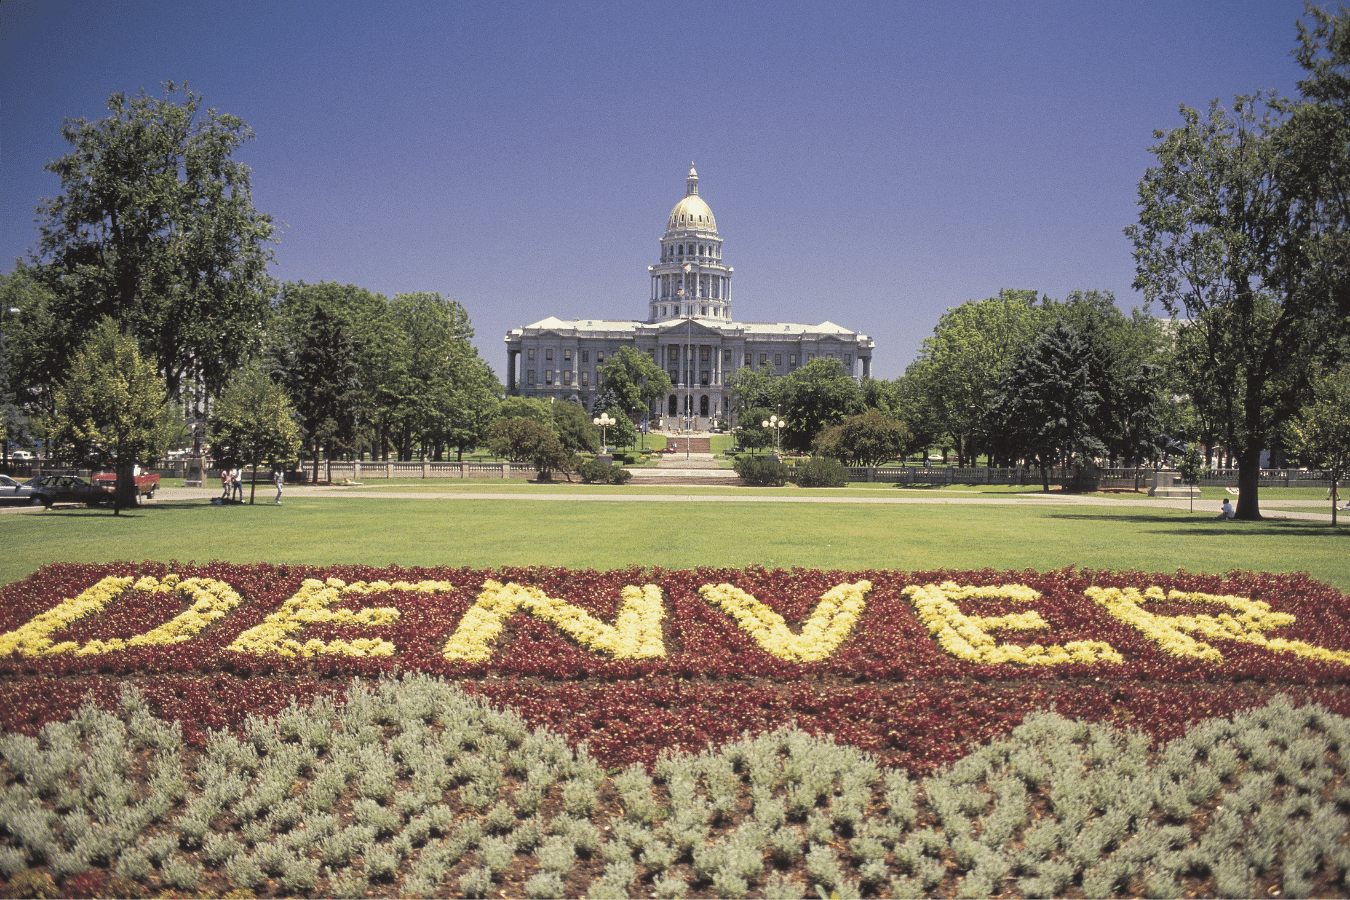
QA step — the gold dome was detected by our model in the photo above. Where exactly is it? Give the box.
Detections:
[667,165,716,232]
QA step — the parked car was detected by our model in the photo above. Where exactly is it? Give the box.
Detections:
[28,474,115,508]
[91,470,160,500]
[0,474,45,506]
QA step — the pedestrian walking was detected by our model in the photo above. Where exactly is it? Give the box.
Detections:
[232,467,244,502]
[274,470,284,504]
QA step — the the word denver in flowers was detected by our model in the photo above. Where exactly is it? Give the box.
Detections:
[2,565,1349,672]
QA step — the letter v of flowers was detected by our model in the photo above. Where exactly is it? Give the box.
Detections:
[698,581,872,662]
[442,581,666,662]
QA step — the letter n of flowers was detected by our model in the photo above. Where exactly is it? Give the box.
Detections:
[1087,585,1350,665]
[698,581,872,662]
[904,582,1122,666]
[227,578,401,658]
[442,581,666,662]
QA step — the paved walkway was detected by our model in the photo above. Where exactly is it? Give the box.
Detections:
[89,483,1337,522]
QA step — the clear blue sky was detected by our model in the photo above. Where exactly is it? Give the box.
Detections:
[0,0,1316,381]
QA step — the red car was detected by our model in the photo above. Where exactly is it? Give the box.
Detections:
[91,471,161,500]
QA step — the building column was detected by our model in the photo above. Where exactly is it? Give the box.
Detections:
[506,349,518,393]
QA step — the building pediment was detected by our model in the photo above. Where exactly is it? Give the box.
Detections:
[655,319,728,338]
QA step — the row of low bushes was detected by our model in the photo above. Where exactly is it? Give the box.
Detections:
[2,675,1347,899]
[733,456,850,488]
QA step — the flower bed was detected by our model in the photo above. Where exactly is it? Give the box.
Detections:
[1,562,1349,773]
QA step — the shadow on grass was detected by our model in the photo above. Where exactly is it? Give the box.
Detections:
[1046,511,1350,536]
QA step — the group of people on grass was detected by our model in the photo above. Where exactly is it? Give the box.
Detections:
[218,467,285,504]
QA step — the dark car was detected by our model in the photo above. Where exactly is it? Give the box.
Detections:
[0,474,45,506]
[28,474,115,508]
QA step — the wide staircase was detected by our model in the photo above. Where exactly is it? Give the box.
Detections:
[629,435,740,486]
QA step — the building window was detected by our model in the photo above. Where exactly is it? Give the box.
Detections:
[546,348,553,361]
[845,354,852,367]
[527,369,536,385]
[527,348,536,361]
[775,354,782,367]
[596,351,604,362]
[745,353,752,366]
[669,369,678,383]
[790,354,798,368]
[712,280,720,299]
[723,349,732,363]
[668,346,678,361]
[660,305,666,316]
[581,350,589,363]
[701,370,710,385]
[581,371,590,387]
[759,353,768,366]
[701,346,710,362]
[808,353,815,361]
[545,370,554,385]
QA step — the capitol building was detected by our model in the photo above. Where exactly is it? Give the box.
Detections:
[504,166,874,427]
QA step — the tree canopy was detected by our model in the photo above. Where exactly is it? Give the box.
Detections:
[32,83,276,411]
[209,365,302,504]
[49,321,174,512]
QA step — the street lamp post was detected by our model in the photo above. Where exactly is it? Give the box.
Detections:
[593,413,615,460]
[762,414,784,456]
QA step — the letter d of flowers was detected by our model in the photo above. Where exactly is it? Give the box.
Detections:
[442,580,666,662]
[0,575,242,657]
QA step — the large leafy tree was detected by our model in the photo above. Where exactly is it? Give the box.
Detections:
[32,83,276,414]
[992,320,1108,491]
[1128,6,1350,518]
[778,358,862,452]
[916,290,1046,466]
[597,346,672,423]
[270,287,361,483]
[49,321,174,513]
[813,409,913,468]
[209,366,302,504]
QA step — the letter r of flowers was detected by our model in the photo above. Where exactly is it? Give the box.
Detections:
[1087,585,1350,665]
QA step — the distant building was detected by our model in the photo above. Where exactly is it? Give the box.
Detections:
[504,166,874,426]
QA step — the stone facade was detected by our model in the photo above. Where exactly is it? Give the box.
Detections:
[504,166,874,427]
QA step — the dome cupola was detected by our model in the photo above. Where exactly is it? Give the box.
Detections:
[647,164,732,324]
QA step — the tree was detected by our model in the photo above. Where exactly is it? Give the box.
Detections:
[551,399,601,454]
[272,291,360,483]
[1177,443,1205,513]
[32,83,276,412]
[600,406,640,451]
[814,409,913,468]
[49,321,173,513]
[916,290,1047,466]
[735,406,777,455]
[725,363,782,423]
[778,358,862,452]
[991,320,1108,492]
[484,417,553,462]
[597,346,672,448]
[1289,362,1350,525]
[209,366,302,504]
[1127,80,1350,518]
[497,396,554,426]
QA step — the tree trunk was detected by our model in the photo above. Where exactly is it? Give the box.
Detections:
[248,462,259,505]
[1234,445,1263,520]
[114,462,138,515]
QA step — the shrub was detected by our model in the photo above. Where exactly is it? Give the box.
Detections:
[734,455,788,486]
[576,458,633,484]
[793,456,849,487]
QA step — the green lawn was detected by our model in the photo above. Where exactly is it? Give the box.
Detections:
[3,492,1348,591]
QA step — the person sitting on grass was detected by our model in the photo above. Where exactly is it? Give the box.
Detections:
[1215,498,1235,520]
